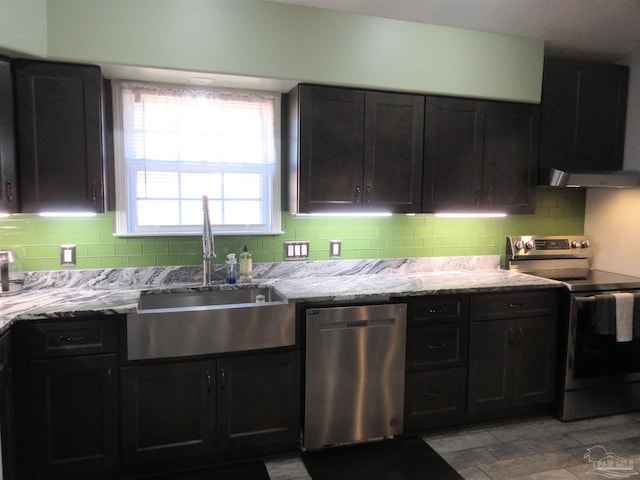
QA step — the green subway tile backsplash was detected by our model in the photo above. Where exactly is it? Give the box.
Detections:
[0,188,585,271]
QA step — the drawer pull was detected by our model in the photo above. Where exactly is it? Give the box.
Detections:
[59,335,86,343]
[426,343,446,350]
[508,303,524,308]
[206,370,213,393]
[427,308,445,314]
[425,390,442,397]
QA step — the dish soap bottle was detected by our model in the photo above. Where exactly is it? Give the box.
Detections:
[225,253,237,284]
[239,245,253,283]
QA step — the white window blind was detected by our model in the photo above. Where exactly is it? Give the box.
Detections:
[113,81,281,235]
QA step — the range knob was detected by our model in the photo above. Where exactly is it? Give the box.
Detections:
[571,240,582,248]
[514,241,525,250]
[525,241,535,250]
[581,240,590,248]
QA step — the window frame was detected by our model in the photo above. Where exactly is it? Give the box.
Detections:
[111,80,283,237]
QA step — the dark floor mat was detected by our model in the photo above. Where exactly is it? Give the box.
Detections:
[138,460,270,480]
[302,437,463,480]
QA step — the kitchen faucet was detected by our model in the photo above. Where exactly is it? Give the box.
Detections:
[202,195,216,285]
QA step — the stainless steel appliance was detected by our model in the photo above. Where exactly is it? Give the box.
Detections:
[0,250,24,296]
[542,167,640,188]
[303,303,406,450]
[506,235,640,420]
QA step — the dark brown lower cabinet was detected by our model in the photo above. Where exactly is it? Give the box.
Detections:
[217,351,300,456]
[0,331,16,480]
[468,316,556,414]
[121,351,300,471]
[29,354,118,480]
[120,360,216,469]
[404,367,467,431]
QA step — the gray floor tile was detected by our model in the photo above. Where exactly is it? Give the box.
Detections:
[567,421,640,445]
[441,446,500,468]
[456,465,492,480]
[509,468,582,480]
[477,450,582,480]
[425,430,502,453]
[264,455,310,480]
[485,433,582,460]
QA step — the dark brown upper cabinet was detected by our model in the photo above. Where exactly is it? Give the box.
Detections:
[539,57,629,179]
[286,84,424,214]
[423,97,539,214]
[15,60,105,213]
[0,58,17,213]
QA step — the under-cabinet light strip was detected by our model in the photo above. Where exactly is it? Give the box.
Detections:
[434,213,507,218]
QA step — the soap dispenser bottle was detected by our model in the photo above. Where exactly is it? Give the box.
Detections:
[225,253,237,284]
[239,245,253,283]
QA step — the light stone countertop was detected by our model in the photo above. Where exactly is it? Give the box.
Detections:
[0,256,563,334]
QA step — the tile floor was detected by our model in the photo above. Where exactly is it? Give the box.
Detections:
[264,412,640,479]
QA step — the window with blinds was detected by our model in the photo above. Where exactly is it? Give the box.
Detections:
[112,81,281,235]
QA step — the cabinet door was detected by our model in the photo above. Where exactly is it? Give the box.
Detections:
[29,354,118,479]
[364,92,424,213]
[540,58,628,173]
[120,361,216,468]
[470,290,559,322]
[0,332,16,480]
[513,316,557,406]
[217,351,300,456]
[423,97,484,212]
[483,102,538,214]
[468,320,514,414]
[575,64,628,170]
[0,366,16,480]
[404,367,467,432]
[406,322,468,370]
[298,85,364,213]
[15,61,104,213]
[0,58,17,213]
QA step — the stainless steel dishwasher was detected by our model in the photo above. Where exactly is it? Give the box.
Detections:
[303,303,407,450]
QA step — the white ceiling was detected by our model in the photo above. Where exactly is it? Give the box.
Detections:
[266,0,640,62]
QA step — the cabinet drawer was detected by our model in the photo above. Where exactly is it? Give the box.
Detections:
[470,290,559,321]
[29,319,118,358]
[407,322,468,370]
[407,296,469,325]
[404,367,467,432]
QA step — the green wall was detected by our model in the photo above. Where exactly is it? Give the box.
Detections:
[0,0,47,57]
[1,0,544,103]
[0,188,585,272]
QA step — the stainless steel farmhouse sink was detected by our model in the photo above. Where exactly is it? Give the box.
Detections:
[137,286,284,310]
[127,286,295,360]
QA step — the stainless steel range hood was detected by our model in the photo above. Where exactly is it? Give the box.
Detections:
[544,167,640,188]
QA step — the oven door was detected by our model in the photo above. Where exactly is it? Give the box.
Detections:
[565,290,640,390]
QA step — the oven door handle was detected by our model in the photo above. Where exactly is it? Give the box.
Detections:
[575,296,596,303]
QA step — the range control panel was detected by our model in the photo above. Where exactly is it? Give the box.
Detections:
[506,236,592,259]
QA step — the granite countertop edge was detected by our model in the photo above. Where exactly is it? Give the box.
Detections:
[0,264,563,335]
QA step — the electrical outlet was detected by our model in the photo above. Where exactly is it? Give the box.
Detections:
[284,241,310,260]
[330,240,341,258]
[60,245,76,266]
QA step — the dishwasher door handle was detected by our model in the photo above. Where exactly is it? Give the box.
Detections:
[347,320,368,328]
[319,318,396,330]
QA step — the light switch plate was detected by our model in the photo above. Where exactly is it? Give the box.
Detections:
[284,241,310,260]
[60,245,76,266]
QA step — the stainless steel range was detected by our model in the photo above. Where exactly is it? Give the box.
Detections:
[506,235,640,421]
